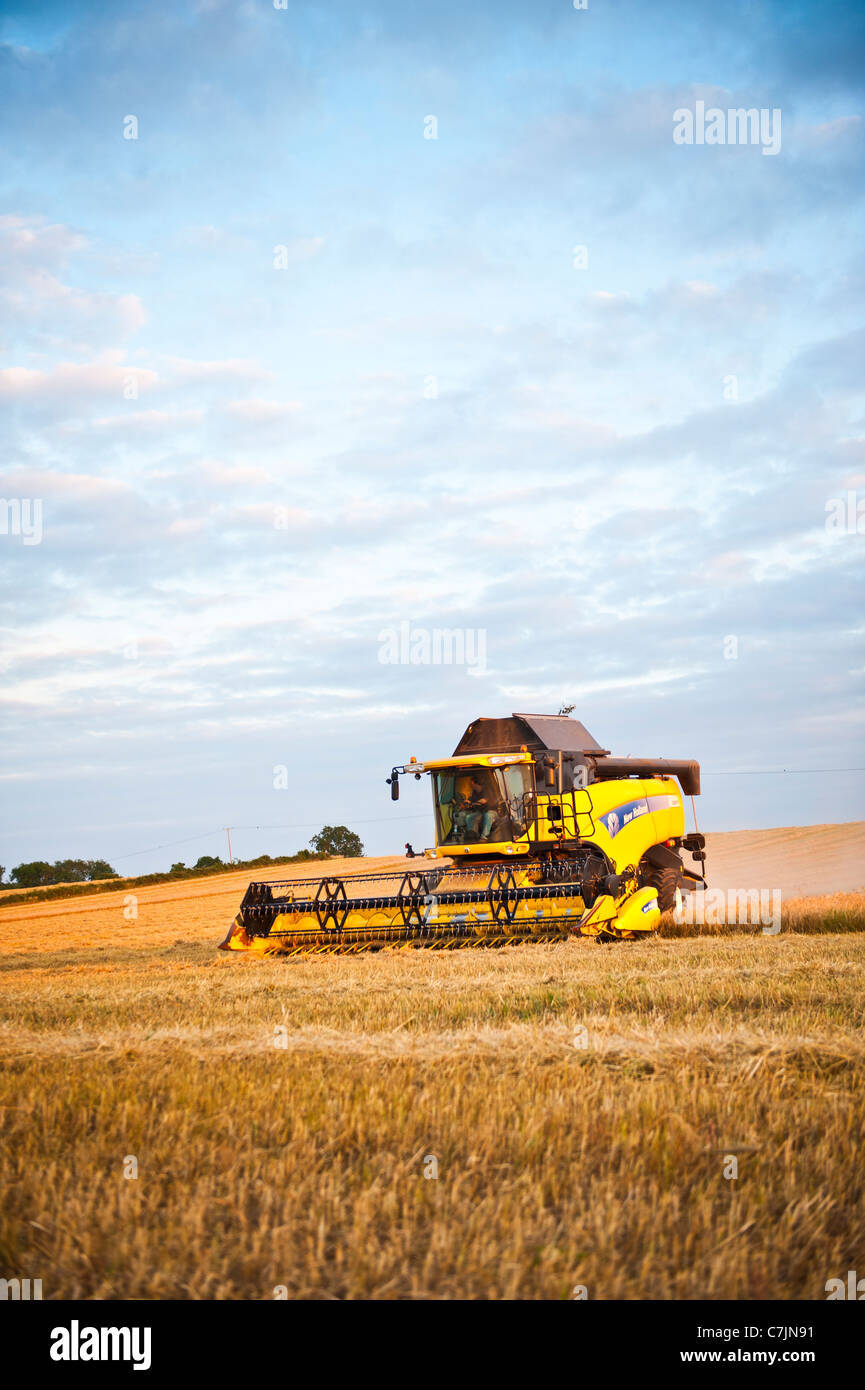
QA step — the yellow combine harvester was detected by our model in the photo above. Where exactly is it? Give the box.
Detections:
[221,713,706,955]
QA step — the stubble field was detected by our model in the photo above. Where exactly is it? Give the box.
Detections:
[1,831,864,1300]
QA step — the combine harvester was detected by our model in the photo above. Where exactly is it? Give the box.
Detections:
[221,713,707,956]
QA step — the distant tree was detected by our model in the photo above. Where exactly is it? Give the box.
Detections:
[10,862,55,888]
[194,855,223,870]
[84,859,118,881]
[52,859,89,883]
[9,859,118,888]
[0,866,4,884]
[170,862,187,873]
[308,826,364,858]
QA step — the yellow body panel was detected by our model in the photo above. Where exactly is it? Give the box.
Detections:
[579,886,661,939]
[407,752,534,772]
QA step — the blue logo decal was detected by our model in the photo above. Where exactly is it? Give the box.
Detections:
[599,797,649,838]
[598,792,680,838]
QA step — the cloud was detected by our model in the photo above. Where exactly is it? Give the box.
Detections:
[0,361,158,401]
[161,357,273,384]
[221,399,303,422]
[199,460,276,487]
[87,409,205,431]
[809,115,863,144]
[0,274,146,338]
[274,236,324,264]
[0,215,146,349]
[0,213,87,264]
[176,224,253,250]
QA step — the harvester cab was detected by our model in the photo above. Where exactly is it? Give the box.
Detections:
[222,713,706,955]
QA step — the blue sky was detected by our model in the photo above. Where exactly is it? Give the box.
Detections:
[1,0,863,874]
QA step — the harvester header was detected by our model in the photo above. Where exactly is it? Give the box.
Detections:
[221,713,706,955]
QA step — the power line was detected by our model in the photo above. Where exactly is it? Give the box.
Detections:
[112,814,431,861]
[702,768,865,776]
[109,768,864,861]
[113,829,227,861]
[229,815,431,831]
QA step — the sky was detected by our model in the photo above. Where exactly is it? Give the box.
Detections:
[0,0,863,875]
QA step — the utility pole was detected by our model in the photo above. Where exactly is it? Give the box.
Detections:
[225,827,233,865]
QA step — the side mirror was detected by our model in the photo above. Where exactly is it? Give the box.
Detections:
[545,764,556,787]
[387,771,399,801]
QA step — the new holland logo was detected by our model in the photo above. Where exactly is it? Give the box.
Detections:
[599,794,679,838]
[49,1320,152,1371]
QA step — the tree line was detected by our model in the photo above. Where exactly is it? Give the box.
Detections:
[1,826,365,889]
[2,859,118,889]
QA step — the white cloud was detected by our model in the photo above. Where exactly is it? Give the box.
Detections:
[0,216,145,347]
[177,224,253,250]
[161,356,273,384]
[222,398,303,421]
[88,409,205,431]
[0,214,88,265]
[809,114,862,143]
[0,362,158,400]
[199,460,276,486]
[275,236,324,263]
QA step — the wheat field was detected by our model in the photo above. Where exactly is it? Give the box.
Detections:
[1,860,864,1300]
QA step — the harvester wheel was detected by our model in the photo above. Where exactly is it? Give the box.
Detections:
[644,864,681,913]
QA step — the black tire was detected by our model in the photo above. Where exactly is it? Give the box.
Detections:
[643,863,681,913]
